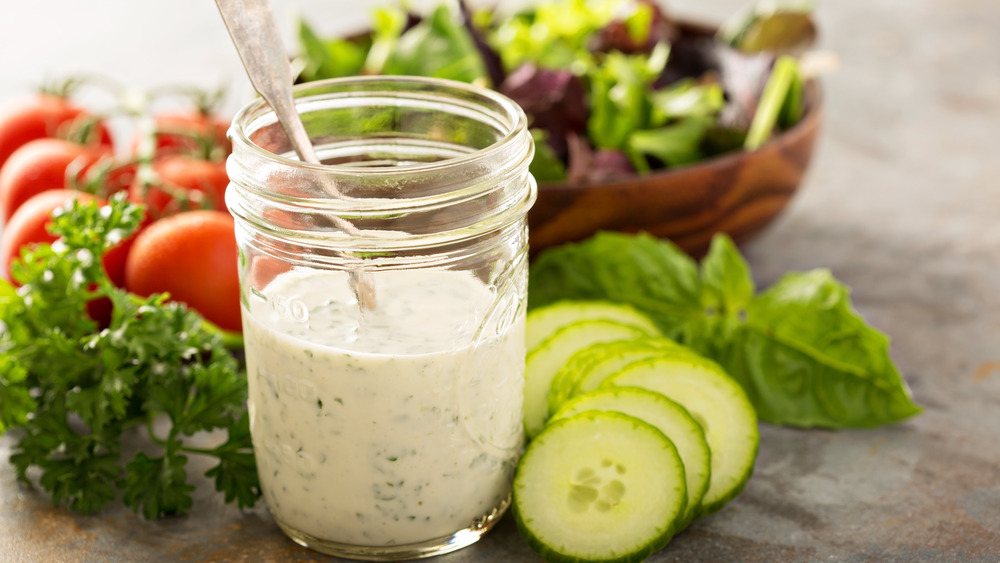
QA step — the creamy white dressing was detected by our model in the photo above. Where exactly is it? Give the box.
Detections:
[242,268,525,547]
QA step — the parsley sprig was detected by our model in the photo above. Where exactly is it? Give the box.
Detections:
[0,193,260,518]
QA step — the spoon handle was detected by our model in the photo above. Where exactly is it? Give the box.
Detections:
[214,0,376,311]
[214,0,322,165]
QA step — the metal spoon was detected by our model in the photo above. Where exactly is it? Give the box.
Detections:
[214,0,376,311]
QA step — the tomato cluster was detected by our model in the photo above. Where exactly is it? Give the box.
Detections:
[0,82,242,333]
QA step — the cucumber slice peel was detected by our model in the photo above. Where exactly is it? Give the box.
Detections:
[546,337,692,418]
[603,357,759,516]
[561,342,705,413]
[513,411,687,563]
[525,301,661,354]
[550,386,711,527]
[524,319,659,438]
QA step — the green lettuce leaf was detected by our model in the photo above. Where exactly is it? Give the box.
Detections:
[363,4,409,75]
[296,19,369,82]
[628,116,715,169]
[380,4,488,84]
[587,47,667,151]
[528,231,922,428]
[489,0,616,70]
[650,79,726,122]
[529,129,568,183]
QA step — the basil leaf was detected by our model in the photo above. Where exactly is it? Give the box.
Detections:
[528,231,703,342]
[692,233,755,358]
[719,270,922,427]
[527,232,922,428]
[700,233,754,311]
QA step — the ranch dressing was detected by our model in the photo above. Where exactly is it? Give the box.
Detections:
[242,267,525,547]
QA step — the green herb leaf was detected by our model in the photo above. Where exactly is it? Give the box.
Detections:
[0,193,260,518]
[690,234,756,357]
[528,231,922,428]
[296,19,369,82]
[718,0,817,55]
[0,354,34,434]
[587,50,665,151]
[363,4,409,74]
[204,410,261,509]
[528,231,702,343]
[650,79,726,123]
[381,4,488,84]
[628,116,714,168]
[9,405,121,514]
[744,55,800,150]
[489,0,615,70]
[529,129,568,183]
[700,233,755,312]
[122,451,196,520]
[722,270,923,427]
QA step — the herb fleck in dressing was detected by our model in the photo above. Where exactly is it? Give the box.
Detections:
[243,268,525,547]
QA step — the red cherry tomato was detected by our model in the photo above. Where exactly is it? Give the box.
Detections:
[243,209,298,291]
[0,94,113,171]
[248,254,292,291]
[0,189,132,286]
[127,154,229,218]
[124,210,241,332]
[0,137,113,223]
[133,111,232,158]
[0,189,135,326]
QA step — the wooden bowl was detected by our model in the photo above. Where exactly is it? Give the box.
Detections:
[528,80,822,258]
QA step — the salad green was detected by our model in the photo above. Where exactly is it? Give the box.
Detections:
[296,0,816,183]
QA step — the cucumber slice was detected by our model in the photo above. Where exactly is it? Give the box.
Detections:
[524,320,658,438]
[546,337,686,417]
[550,386,711,527]
[512,411,687,563]
[603,358,759,516]
[551,338,702,416]
[525,301,660,354]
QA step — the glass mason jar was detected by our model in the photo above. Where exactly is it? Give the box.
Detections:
[226,76,535,560]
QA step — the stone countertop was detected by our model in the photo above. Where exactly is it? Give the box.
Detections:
[2,0,1000,561]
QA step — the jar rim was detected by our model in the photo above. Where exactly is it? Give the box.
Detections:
[229,75,529,179]
[226,75,536,252]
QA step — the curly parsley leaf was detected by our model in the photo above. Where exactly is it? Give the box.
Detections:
[9,403,121,514]
[204,410,261,510]
[123,450,196,520]
[0,193,260,517]
[0,354,34,434]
